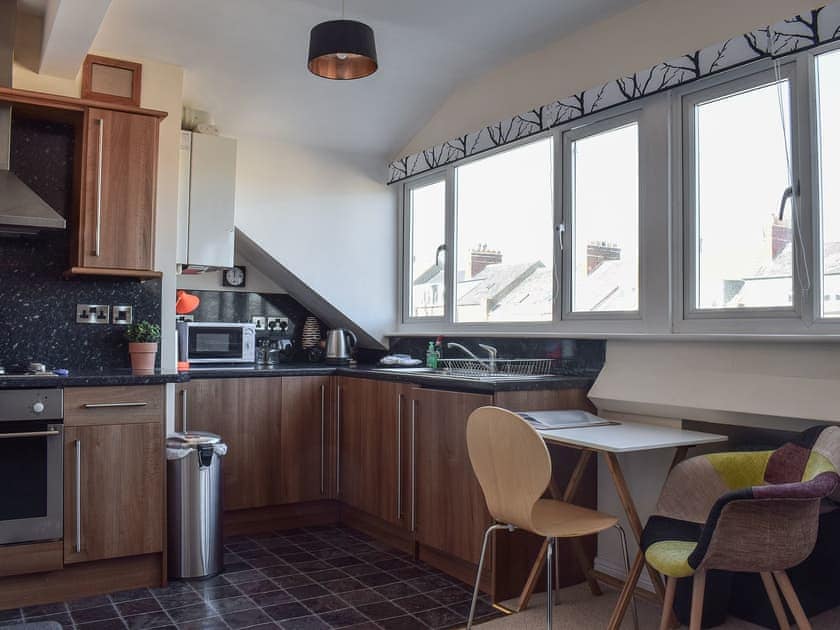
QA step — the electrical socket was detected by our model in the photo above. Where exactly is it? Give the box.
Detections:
[266,317,289,333]
[112,305,133,325]
[251,316,267,331]
[76,304,110,324]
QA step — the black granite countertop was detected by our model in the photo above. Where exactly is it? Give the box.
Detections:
[0,364,596,393]
[186,363,597,393]
[0,369,188,390]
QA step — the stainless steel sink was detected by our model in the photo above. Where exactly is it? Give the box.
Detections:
[368,367,555,382]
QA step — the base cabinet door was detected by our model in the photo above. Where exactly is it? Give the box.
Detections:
[185,378,282,510]
[64,423,164,564]
[280,376,330,503]
[336,377,406,526]
[412,388,493,565]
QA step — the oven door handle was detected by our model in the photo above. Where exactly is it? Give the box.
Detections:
[0,430,61,439]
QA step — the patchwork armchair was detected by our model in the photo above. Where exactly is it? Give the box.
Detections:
[641,425,840,630]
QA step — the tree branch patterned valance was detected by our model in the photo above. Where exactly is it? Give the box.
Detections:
[387,3,840,185]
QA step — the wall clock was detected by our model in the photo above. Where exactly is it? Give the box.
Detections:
[222,266,246,288]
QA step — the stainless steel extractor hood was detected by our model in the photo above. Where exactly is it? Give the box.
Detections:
[0,0,66,235]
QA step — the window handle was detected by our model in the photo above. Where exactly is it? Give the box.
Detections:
[779,182,799,220]
[555,224,566,251]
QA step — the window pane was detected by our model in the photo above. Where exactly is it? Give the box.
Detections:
[693,80,793,310]
[408,180,446,318]
[817,50,840,317]
[454,138,554,322]
[571,122,639,312]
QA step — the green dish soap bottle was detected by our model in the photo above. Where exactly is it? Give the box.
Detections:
[426,341,438,369]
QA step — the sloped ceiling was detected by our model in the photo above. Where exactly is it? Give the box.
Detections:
[90,0,645,159]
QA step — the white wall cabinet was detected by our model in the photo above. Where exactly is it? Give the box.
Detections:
[177,131,237,269]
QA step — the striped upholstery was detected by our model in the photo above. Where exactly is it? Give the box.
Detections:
[643,425,840,577]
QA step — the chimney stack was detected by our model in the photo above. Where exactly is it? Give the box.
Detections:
[586,241,620,275]
[470,244,502,278]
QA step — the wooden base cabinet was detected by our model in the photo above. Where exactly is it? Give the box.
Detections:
[280,376,331,503]
[63,386,165,565]
[336,377,409,528]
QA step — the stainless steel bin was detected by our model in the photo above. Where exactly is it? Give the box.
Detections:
[166,431,227,579]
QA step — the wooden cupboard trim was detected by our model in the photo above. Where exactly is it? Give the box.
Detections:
[0,554,162,610]
[0,541,63,578]
[64,386,164,426]
[340,504,415,557]
[0,86,167,118]
[64,267,163,279]
[224,501,340,538]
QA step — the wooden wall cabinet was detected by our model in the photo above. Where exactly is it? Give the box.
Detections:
[72,107,160,275]
[335,377,409,527]
[63,386,165,565]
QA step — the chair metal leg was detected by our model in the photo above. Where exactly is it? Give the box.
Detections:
[615,524,639,630]
[467,523,511,630]
[546,537,555,630]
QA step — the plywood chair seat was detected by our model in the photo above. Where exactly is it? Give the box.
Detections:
[465,406,637,630]
[530,499,618,538]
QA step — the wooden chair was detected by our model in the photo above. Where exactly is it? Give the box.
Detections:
[465,406,637,630]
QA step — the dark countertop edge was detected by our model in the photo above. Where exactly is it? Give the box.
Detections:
[0,366,596,393]
[0,372,188,390]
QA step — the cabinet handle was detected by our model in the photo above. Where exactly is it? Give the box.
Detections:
[411,399,417,532]
[75,439,82,553]
[0,430,60,439]
[396,394,402,520]
[181,389,188,433]
[82,402,148,409]
[94,118,104,257]
[336,385,342,497]
[320,384,326,496]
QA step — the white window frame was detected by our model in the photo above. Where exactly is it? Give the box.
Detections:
[672,59,820,334]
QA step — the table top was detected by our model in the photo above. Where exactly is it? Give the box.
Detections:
[536,421,728,453]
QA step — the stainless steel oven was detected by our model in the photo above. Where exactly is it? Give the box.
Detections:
[183,322,257,364]
[0,388,63,545]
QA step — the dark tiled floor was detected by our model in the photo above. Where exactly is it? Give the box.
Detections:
[0,526,501,630]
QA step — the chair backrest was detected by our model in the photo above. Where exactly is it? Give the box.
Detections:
[466,406,552,531]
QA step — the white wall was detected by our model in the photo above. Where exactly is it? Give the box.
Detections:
[233,136,398,344]
[401,0,822,156]
[176,251,286,294]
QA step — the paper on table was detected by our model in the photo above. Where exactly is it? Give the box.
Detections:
[517,409,618,430]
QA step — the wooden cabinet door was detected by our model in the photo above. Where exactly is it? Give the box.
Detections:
[80,108,158,270]
[185,378,283,510]
[412,388,493,565]
[280,376,330,503]
[337,378,405,525]
[64,423,163,564]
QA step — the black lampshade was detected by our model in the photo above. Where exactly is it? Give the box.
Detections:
[308,19,378,80]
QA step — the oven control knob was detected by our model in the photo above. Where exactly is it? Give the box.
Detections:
[32,401,45,414]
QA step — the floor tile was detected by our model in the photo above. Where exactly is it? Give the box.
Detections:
[321,578,366,595]
[123,610,174,630]
[22,602,68,618]
[72,604,121,624]
[273,574,314,589]
[335,590,385,608]
[0,609,22,623]
[248,590,294,608]
[300,595,348,615]
[307,569,348,583]
[77,618,129,630]
[224,569,266,585]
[372,583,418,600]
[318,607,369,629]
[165,603,216,624]
[208,596,255,615]
[413,607,464,629]
[278,615,330,630]
[376,615,429,630]
[392,594,438,614]
[174,616,228,630]
[26,611,74,628]
[69,595,113,611]
[193,584,242,602]
[355,601,406,622]
[260,565,301,579]
[286,585,329,601]
[156,592,203,610]
[355,573,398,588]
[116,598,163,617]
[262,602,310,622]
[110,589,154,604]
[426,586,471,606]
[218,607,272,629]
[237,579,281,596]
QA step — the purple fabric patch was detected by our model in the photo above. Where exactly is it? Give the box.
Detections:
[765,443,811,484]
[753,472,839,500]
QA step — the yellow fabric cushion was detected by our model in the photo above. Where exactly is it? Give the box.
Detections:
[802,451,836,481]
[645,541,697,578]
[707,451,772,489]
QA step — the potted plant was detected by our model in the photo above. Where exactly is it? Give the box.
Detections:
[125,321,161,373]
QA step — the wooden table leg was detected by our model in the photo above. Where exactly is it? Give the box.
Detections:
[608,549,646,630]
[515,449,597,612]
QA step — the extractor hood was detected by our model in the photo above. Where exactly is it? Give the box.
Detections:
[0,0,66,235]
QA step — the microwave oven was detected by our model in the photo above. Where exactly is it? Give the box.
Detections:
[180,322,256,364]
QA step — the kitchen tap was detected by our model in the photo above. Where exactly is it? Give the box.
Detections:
[446,342,498,372]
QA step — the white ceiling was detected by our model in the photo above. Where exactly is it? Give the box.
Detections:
[90,0,644,158]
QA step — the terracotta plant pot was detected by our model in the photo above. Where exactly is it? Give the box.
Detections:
[128,342,158,374]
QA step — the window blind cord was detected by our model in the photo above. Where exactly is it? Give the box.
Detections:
[770,29,812,294]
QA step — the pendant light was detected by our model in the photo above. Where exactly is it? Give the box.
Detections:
[308,0,378,80]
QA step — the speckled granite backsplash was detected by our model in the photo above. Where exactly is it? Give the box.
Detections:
[0,116,161,371]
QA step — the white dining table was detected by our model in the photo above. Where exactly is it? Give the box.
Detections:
[515,418,728,630]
